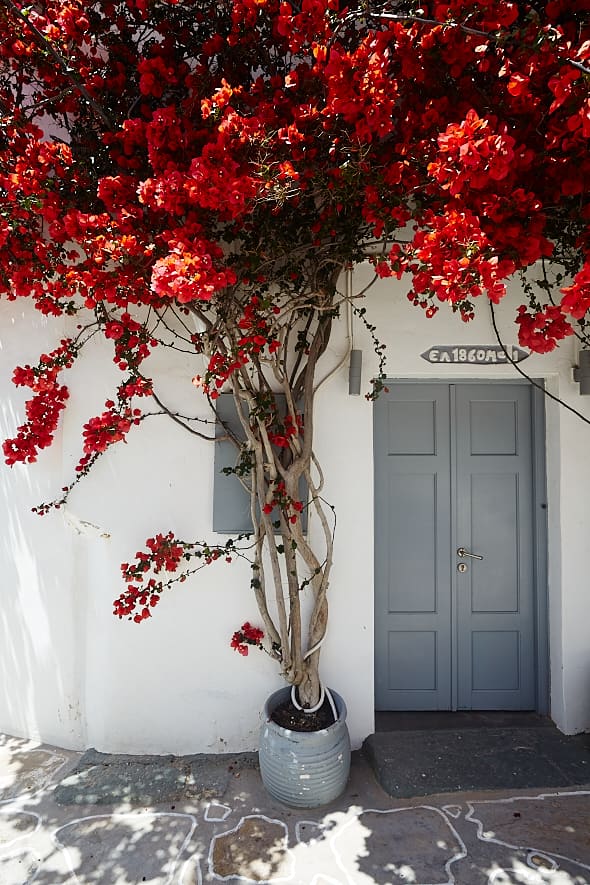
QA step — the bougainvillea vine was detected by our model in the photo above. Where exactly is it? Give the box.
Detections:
[1,0,589,707]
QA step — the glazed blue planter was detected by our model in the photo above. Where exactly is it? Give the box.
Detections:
[258,687,351,808]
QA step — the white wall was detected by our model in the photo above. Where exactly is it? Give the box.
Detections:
[0,301,83,749]
[1,268,589,754]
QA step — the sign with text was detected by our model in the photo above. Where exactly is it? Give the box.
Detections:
[421,345,530,365]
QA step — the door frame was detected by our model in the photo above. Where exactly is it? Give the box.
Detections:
[373,378,550,715]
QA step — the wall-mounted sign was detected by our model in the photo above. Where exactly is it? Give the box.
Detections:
[421,345,530,365]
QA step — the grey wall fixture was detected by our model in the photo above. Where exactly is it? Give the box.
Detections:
[574,351,590,394]
[348,349,362,395]
[213,393,307,533]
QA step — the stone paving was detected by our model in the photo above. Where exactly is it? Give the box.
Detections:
[1,731,589,884]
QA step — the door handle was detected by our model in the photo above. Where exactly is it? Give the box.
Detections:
[457,547,483,560]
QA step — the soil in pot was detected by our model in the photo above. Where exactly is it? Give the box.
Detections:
[270,695,336,731]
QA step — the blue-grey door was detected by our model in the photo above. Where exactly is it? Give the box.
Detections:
[374,382,540,711]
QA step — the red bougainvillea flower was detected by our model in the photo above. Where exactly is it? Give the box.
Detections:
[231,622,265,655]
[516,305,573,353]
[2,340,77,465]
[560,262,590,319]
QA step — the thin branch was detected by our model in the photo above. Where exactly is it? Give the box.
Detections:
[20,86,76,115]
[331,7,590,76]
[288,311,314,390]
[568,58,590,75]
[149,387,218,440]
[153,305,197,345]
[374,12,488,37]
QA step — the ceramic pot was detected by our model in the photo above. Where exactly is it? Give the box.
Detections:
[258,686,351,808]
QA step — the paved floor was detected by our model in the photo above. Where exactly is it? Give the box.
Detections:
[1,730,589,884]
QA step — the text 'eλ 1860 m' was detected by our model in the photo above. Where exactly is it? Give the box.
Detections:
[420,345,530,365]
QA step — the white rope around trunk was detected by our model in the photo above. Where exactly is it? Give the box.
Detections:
[290,631,338,722]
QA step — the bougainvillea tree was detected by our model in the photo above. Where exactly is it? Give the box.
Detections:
[1,0,589,708]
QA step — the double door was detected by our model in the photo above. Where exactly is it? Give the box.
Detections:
[374,382,542,711]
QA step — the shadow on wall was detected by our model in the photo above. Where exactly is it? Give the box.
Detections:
[0,389,84,748]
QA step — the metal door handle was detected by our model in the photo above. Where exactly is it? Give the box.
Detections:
[457,547,483,560]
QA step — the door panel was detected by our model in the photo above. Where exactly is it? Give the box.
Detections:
[374,384,451,710]
[454,385,536,710]
[374,382,538,712]
[469,474,519,612]
[387,473,437,613]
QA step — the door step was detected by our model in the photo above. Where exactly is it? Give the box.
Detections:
[363,725,590,798]
[375,711,552,732]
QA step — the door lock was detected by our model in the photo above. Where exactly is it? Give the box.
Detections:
[457,547,483,560]
[457,562,468,573]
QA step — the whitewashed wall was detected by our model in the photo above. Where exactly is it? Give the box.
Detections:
[1,266,589,753]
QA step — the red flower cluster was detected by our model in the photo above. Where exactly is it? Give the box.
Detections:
[2,340,76,465]
[560,262,590,320]
[323,32,399,142]
[81,409,137,455]
[516,305,573,354]
[230,622,265,656]
[151,241,237,304]
[115,531,188,620]
[262,480,304,524]
[113,585,161,623]
[429,111,517,196]
[202,296,280,396]
[122,531,187,581]
[267,413,303,449]
[137,56,181,98]
[188,149,259,220]
[406,208,512,310]
[114,531,241,620]
[104,313,155,370]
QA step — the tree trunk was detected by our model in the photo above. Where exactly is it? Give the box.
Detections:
[296,656,322,709]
